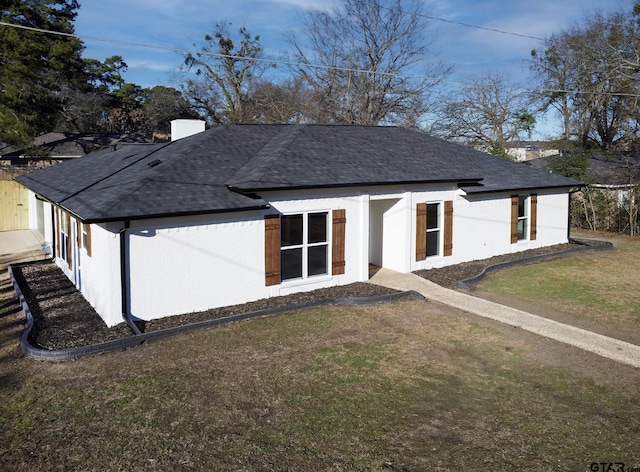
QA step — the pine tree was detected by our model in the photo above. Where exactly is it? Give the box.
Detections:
[0,0,85,145]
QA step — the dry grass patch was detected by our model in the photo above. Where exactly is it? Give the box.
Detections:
[2,292,640,471]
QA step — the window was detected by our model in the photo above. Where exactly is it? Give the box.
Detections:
[60,211,69,262]
[511,194,537,243]
[81,223,92,257]
[280,212,328,281]
[265,210,345,286]
[517,195,528,241]
[416,201,453,261]
[426,203,441,257]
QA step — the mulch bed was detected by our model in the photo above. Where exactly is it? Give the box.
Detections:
[10,238,608,351]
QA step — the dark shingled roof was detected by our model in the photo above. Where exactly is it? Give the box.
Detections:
[16,124,580,223]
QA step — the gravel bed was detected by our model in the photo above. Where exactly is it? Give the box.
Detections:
[11,238,606,351]
[11,262,399,350]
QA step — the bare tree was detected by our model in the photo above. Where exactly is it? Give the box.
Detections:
[244,79,310,124]
[287,0,451,127]
[530,32,575,142]
[182,24,274,124]
[530,8,640,150]
[435,72,535,157]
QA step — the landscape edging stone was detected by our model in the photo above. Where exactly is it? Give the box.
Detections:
[8,265,425,362]
[456,238,613,290]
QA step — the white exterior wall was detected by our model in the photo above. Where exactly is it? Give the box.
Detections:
[26,191,39,230]
[265,189,368,295]
[126,211,270,321]
[80,223,123,327]
[26,191,53,249]
[170,119,206,141]
[51,216,123,327]
[427,189,570,271]
[530,190,571,246]
[39,185,571,327]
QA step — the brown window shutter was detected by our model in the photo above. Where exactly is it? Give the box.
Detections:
[55,208,60,258]
[66,213,72,268]
[332,209,346,275]
[530,194,537,241]
[264,214,281,286]
[76,221,82,248]
[510,196,519,244]
[85,224,92,257]
[416,203,427,261]
[444,200,453,256]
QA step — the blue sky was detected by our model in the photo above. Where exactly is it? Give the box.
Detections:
[73,0,631,137]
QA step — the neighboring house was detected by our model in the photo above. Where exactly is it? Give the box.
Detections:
[16,121,580,327]
[1,132,117,165]
[507,143,561,162]
[1,132,150,231]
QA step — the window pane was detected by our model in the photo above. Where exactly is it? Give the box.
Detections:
[281,214,303,246]
[281,248,302,280]
[518,196,527,218]
[426,203,440,230]
[426,230,440,257]
[307,245,328,276]
[308,212,327,243]
[518,218,527,240]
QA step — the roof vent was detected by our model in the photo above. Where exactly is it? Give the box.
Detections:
[148,159,162,168]
[171,119,206,141]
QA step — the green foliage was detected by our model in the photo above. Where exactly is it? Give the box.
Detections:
[0,0,84,145]
[488,142,515,160]
[512,108,536,137]
[84,55,128,93]
[548,152,591,182]
[142,86,198,131]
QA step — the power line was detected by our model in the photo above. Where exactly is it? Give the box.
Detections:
[350,0,545,41]
[2,17,640,99]
[0,20,440,81]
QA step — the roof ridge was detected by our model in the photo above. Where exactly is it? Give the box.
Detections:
[225,124,304,189]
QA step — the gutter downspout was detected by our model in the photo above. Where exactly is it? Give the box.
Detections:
[568,191,572,241]
[120,221,141,335]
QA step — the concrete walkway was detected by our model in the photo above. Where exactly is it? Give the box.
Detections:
[369,268,640,368]
[0,229,47,265]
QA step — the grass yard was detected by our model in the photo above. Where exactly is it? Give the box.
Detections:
[2,232,640,471]
[478,231,640,333]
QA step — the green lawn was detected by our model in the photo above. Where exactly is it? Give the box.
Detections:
[479,232,640,328]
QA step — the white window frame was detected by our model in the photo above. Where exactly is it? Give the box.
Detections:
[280,211,330,282]
[60,211,69,262]
[81,223,88,249]
[517,195,529,241]
[426,202,442,258]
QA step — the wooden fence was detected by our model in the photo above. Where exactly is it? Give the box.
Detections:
[0,169,30,231]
